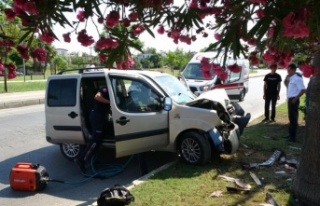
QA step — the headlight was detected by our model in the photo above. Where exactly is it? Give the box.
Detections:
[225,99,231,107]
[200,85,209,91]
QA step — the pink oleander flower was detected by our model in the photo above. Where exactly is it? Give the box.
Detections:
[63,33,71,43]
[24,1,38,15]
[5,9,16,21]
[249,54,259,65]
[215,69,228,80]
[129,12,139,21]
[189,0,198,9]
[263,50,277,64]
[282,12,309,39]
[214,33,221,40]
[106,11,120,28]
[17,44,30,60]
[300,64,318,77]
[7,71,17,79]
[32,47,47,62]
[99,54,107,63]
[77,30,95,46]
[227,63,242,73]
[247,38,257,46]
[277,53,292,68]
[267,27,274,37]
[200,58,211,72]
[77,10,85,22]
[256,9,265,18]
[169,28,181,39]
[122,18,130,27]
[157,25,165,34]
[98,17,104,24]
[0,64,4,75]
[179,35,191,45]
[116,56,135,70]
[39,30,55,44]
[132,25,145,35]
[7,62,16,71]
[96,37,119,50]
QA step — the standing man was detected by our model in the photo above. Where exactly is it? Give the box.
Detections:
[262,64,282,122]
[284,63,306,142]
[75,85,110,172]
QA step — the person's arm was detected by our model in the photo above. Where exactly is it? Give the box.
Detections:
[263,81,267,99]
[291,89,306,103]
[95,92,110,104]
[277,81,281,100]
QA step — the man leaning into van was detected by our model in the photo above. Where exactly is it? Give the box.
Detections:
[75,85,110,173]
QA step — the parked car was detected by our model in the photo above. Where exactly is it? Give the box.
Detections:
[45,68,251,165]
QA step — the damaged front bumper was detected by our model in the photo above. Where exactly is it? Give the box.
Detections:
[208,124,240,154]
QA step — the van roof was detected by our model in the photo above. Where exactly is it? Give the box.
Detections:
[188,52,248,64]
[53,68,169,78]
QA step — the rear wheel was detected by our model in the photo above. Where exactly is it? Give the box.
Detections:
[60,143,85,161]
[239,90,245,102]
[178,131,211,165]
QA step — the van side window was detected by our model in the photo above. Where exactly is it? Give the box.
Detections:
[110,77,162,113]
[47,79,77,106]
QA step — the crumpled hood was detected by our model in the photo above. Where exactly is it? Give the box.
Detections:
[191,88,230,108]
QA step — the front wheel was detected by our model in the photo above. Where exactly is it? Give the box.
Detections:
[60,143,85,161]
[178,131,211,165]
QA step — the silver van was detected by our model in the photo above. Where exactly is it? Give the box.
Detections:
[45,69,250,165]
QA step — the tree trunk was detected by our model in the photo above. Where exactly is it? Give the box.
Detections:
[293,54,320,205]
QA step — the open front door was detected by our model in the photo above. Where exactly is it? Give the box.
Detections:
[108,75,169,158]
[45,75,84,144]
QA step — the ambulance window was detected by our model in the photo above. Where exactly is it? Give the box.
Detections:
[227,70,241,83]
[47,79,77,106]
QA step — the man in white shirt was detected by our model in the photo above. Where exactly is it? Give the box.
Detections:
[86,60,95,72]
[284,63,306,142]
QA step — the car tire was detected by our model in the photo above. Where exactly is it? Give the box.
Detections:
[178,131,211,165]
[239,90,245,102]
[60,143,85,161]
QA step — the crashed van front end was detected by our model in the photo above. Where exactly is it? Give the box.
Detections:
[185,89,251,155]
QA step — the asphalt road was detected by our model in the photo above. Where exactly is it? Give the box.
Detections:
[0,105,176,206]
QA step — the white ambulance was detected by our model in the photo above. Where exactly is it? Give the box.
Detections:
[181,52,250,101]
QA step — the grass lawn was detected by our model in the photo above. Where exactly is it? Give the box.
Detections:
[129,100,306,206]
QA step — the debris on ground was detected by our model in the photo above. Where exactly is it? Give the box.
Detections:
[249,171,262,186]
[258,150,282,167]
[265,192,279,206]
[209,190,223,197]
[218,175,251,193]
[244,150,255,156]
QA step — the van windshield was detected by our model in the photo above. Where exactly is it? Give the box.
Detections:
[153,75,196,104]
[182,63,216,80]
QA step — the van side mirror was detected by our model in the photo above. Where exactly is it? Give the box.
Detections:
[163,97,172,111]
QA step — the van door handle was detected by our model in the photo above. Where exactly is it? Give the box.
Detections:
[68,111,78,119]
[116,116,130,126]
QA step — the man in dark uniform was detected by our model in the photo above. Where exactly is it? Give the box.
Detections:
[262,64,282,122]
[75,85,110,172]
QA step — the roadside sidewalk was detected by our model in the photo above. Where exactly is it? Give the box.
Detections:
[0,69,270,110]
[0,90,45,109]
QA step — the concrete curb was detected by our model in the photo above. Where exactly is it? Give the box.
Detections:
[0,98,44,109]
